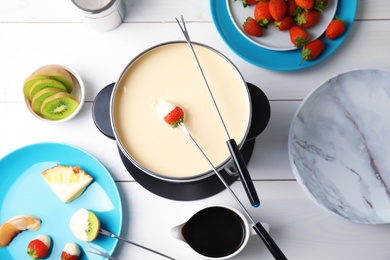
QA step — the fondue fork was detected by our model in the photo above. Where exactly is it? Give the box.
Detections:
[178,122,288,260]
[88,245,118,259]
[99,228,175,259]
[176,15,260,208]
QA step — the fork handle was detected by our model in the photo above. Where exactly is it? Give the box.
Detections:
[227,139,260,208]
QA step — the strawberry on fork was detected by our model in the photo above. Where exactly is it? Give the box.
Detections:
[155,98,184,128]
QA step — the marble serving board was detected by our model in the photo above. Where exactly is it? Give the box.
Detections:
[289,69,390,224]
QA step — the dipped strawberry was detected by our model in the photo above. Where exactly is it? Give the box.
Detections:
[27,234,51,259]
[155,98,184,128]
[61,242,81,260]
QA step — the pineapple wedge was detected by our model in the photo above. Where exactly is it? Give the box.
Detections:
[42,165,93,203]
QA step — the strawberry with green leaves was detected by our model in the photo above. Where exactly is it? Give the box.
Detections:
[242,0,258,7]
[243,17,264,36]
[254,1,273,26]
[286,0,298,16]
[296,9,321,28]
[326,17,346,39]
[289,25,309,48]
[275,16,294,31]
[315,0,328,11]
[269,0,287,21]
[295,0,314,9]
[300,39,324,64]
[27,234,51,259]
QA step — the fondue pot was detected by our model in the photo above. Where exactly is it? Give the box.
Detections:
[93,41,270,201]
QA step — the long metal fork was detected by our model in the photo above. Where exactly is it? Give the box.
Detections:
[99,228,175,259]
[88,245,118,259]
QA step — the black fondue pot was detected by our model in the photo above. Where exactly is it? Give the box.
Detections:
[92,42,270,201]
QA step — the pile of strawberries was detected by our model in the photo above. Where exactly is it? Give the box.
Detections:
[241,0,346,64]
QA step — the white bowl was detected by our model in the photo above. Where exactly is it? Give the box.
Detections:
[288,69,390,224]
[23,64,85,123]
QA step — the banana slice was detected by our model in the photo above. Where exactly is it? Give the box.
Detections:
[0,215,41,247]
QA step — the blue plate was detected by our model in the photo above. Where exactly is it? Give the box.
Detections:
[0,143,122,259]
[210,0,357,71]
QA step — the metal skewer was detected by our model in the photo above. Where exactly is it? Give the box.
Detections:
[88,245,118,259]
[175,15,260,208]
[99,228,175,260]
[179,123,287,260]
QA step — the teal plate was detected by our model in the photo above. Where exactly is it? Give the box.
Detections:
[210,0,358,71]
[0,143,122,259]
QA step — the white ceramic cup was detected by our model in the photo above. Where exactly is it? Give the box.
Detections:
[170,205,269,259]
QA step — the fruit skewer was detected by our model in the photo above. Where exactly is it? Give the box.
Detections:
[176,15,260,209]
[156,99,288,260]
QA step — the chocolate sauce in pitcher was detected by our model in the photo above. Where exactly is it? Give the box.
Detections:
[182,206,246,258]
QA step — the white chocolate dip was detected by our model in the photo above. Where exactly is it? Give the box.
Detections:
[112,42,251,178]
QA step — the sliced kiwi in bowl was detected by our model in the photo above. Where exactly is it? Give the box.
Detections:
[29,78,68,101]
[40,92,79,120]
[23,75,49,100]
[23,64,84,122]
[32,64,74,93]
[31,88,64,115]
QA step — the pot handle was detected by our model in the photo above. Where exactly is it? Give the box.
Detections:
[246,82,271,140]
[92,83,116,140]
[92,82,271,141]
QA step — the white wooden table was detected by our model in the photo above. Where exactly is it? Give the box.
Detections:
[1,1,390,259]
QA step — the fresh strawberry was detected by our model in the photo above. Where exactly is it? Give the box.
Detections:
[61,242,81,260]
[27,234,51,259]
[296,9,321,28]
[164,106,184,128]
[286,0,298,16]
[325,17,346,39]
[294,0,314,9]
[289,25,309,48]
[269,0,287,21]
[254,1,273,26]
[243,17,264,36]
[275,16,294,31]
[314,0,328,11]
[300,39,324,64]
[242,0,258,7]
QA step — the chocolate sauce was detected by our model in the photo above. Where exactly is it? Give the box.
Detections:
[182,207,245,258]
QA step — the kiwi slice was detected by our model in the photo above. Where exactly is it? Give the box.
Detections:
[40,92,79,120]
[23,75,49,100]
[31,88,63,115]
[86,211,100,242]
[33,65,74,93]
[29,79,68,101]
